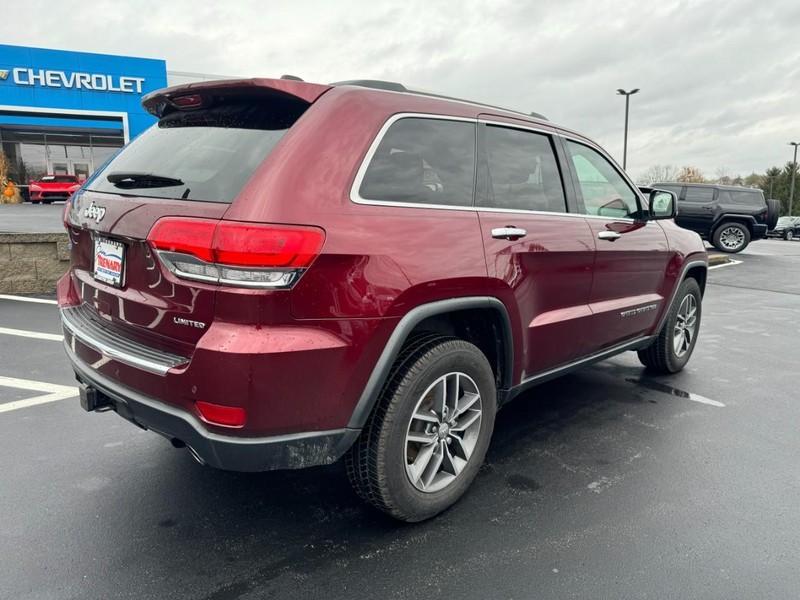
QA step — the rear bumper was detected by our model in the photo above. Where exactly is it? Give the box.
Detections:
[66,343,359,472]
[752,223,768,238]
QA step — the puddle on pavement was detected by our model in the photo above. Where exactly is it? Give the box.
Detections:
[625,377,725,408]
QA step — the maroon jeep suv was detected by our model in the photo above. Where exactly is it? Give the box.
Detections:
[58,78,707,521]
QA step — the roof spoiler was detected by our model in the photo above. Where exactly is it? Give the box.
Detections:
[142,78,331,118]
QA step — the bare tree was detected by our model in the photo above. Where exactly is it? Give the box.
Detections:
[715,167,733,185]
[636,164,679,185]
[676,166,706,183]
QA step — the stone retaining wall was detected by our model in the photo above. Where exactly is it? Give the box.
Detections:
[0,233,70,294]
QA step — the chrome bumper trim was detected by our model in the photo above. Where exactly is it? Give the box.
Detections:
[60,305,188,376]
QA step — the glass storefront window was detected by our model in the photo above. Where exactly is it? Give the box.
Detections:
[19,144,47,182]
[0,127,124,184]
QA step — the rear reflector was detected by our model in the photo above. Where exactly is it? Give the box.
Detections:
[146,217,325,289]
[196,401,246,428]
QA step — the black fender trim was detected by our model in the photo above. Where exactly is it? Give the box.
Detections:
[652,259,708,335]
[711,214,758,230]
[346,296,513,429]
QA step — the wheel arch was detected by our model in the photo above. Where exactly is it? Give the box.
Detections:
[346,297,513,429]
[652,259,708,335]
[712,215,757,234]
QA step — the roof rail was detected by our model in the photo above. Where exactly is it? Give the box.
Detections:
[332,79,407,92]
[331,79,548,122]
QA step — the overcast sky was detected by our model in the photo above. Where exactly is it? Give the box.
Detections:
[6,0,800,179]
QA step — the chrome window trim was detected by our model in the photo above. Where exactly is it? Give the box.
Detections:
[478,117,554,137]
[348,112,644,225]
[349,112,478,211]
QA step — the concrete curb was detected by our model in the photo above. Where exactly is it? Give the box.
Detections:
[708,253,731,267]
[0,232,69,294]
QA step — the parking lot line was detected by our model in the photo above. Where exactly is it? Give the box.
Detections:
[709,259,742,270]
[0,327,63,342]
[0,376,78,413]
[0,294,58,305]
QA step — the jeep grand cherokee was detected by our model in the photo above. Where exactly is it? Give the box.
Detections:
[58,77,707,521]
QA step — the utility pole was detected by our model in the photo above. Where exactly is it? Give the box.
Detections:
[790,142,799,215]
[616,89,639,170]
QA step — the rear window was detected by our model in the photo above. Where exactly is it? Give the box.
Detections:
[87,99,304,203]
[358,117,476,207]
[41,175,78,183]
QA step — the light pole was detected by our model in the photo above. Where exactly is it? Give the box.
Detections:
[790,142,799,215]
[616,88,639,170]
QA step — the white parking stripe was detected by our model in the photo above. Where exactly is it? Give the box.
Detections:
[709,259,742,270]
[0,376,78,413]
[0,294,58,305]
[0,327,63,342]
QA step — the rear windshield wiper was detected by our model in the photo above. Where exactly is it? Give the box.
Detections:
[106,172,185,189]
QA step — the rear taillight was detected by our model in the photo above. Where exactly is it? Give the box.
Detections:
[147,217,325,289]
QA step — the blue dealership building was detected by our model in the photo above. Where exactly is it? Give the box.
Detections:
[0,44,222,185]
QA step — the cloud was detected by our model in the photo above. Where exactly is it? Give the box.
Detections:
[5,0,800,178]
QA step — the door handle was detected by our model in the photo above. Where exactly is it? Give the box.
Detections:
[598,231,622,242]
[491,226,527,241]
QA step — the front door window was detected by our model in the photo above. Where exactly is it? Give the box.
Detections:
[566,140,641,219]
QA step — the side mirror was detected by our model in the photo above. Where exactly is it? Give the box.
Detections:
[648,188,677,220]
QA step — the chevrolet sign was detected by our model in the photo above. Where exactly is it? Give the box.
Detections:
[9,67,145,93]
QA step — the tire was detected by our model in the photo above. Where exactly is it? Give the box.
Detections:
[638,278,702,374]
[346,337,497,522]
[765,198,780,230]
[786,230,794,241]
[712,222,750,253]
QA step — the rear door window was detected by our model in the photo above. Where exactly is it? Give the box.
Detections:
[684,187,715,202]
[654,184,682,197]
[477,124,566,213]
[87,99,304,203]
[358,117,476,207]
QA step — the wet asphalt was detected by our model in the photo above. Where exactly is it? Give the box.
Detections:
[0,239,798,600]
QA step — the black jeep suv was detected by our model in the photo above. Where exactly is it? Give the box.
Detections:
[652,183,779,253]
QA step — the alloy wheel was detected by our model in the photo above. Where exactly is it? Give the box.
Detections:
[719,226,745,251]
[404,372,482,493]
[673,293,698,358]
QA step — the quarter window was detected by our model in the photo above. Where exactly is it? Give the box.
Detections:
[729,190,763,206]
[358,118,476,207]
[566,141,640,219]
[478,125,566,212]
